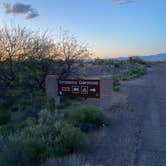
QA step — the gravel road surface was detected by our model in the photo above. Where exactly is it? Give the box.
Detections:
[87,65,166,166]
[135,65,166,166]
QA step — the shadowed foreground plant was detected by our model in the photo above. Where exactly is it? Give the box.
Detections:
[0,110,11,125]
[65,105,106,132]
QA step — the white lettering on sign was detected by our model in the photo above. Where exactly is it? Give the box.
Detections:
[79,81,98,85]
[72,86,79,93]
[90,88,96,92]
[81,86,88,94]
[62,87,70,92]
[59,80,77,85]
[58,79,100,98]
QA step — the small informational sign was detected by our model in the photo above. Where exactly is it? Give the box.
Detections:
[58,79,100,98]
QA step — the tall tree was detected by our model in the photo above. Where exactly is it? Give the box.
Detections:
[55,31,91,77]
[0,26,33,87]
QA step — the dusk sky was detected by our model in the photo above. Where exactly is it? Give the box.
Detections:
[0,0,166,58]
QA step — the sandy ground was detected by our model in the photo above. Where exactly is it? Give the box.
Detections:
[86,65,166,166]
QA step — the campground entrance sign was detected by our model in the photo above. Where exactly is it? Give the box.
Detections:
[45,75,112,110]
[58,79,100,98]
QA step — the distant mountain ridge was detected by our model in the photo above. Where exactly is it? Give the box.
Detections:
[114,53,166,62]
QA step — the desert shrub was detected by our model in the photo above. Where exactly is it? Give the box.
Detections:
[14,117,37,130]
[0,109,86,164]
[59,124,84,154]
[38,110,84,155]
[11,106,39,123]
[38,109,64,125]
[20,109,85,157]
[20,110,63,143]
[20,137,48,162]
[3,88,30,112]
[120,65,146,81]
[0,88,55,115]
[93,58,105,65]
[0,123,14,136]
[46,97,56,111]
[0,135,30,166]
[113,85,120,91]
[24,117,37,126]
[128,57,147,65]
[114,61,121,68]
[0,117,38,136]
[113,76,121,91]
[57,96,71,109]
[0,110,11,125]
[66,105,105,131]
[120,72,136,81]
[31,92,55,111]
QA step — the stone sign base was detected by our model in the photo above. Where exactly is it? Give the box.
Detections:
[45,75,60,106]
[100,76,112,110]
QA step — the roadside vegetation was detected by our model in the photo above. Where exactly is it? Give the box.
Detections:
[0,25,149,165]
[113,57,148,91]
[0,105,106,165]
[91,57,149,91]
[157,60,166,65]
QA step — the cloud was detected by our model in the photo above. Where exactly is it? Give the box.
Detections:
[26,10,39,19]
[109,0,135,5]
[2,2,39,19]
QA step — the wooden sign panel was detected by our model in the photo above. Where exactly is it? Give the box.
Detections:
[58,79,100,98]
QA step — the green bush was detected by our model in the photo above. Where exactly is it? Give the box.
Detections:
[118,64,146,81]
[0,134,48,165]
[57,96,70,109]
[113,76,121,91]
[0,136,30,166]
[121,70,145,81]
[0,109,86,164]
[0,88,55,113]
[21,137,48,162]
[29,91,56,111]
[37,110,84,156]
[19,109,85,157]
[0,110,11,125]
[31,91,48,110]
[46,97,56,111]
[113,85,120,91]
[4,89,30,112]
[0,123,14,136]
[60,124,84,154]
[66,105,105,131]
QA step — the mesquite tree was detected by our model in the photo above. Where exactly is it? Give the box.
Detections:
[0,26,92,89]
[55,31,91,77]
[0,26,33,87]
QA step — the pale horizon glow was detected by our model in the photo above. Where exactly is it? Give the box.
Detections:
[0,0,166,58]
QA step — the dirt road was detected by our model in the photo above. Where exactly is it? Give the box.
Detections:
[87,65,166,166]
[133,65,166,166]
